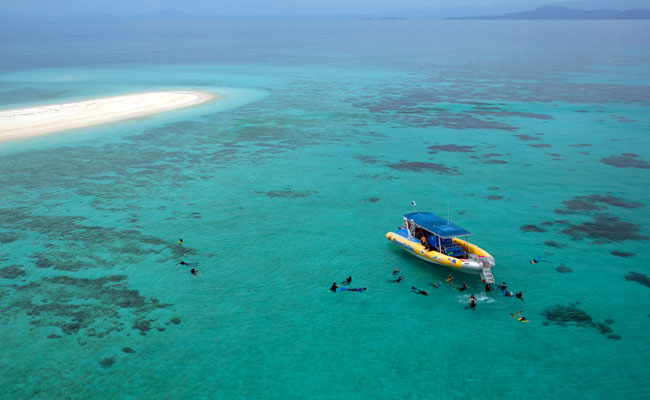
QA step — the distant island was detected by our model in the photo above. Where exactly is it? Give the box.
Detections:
[448,6,650,20]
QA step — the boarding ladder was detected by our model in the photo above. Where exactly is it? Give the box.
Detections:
[478,257,495,284]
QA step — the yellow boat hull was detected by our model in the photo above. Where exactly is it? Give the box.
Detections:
[386,231,493,274]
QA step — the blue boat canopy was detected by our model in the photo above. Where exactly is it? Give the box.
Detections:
[404,212,471,238]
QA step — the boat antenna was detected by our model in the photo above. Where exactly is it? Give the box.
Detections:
[412,200,417,212]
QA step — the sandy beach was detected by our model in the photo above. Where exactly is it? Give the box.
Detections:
[0,90,215,142]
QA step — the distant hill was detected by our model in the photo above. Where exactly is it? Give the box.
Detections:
[449,6,650,19]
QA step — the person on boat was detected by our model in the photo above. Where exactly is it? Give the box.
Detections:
[411,286,429,296]
[393,267,399,275]
[498,282,507,291]
[330,282,338,292]
[515,291,524,301]
[431,282,442,289]
[459,283,468,292]
[485,283,493,292]
[342,276,352,285]
[511,310,529,322]
[341,287,367,292]
[420,235,432,250]
[446,274,454,282]
[177,238,183,246]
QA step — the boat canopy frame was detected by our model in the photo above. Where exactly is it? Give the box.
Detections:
[403,212,472,239]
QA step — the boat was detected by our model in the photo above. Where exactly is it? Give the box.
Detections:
[386,211,496,283]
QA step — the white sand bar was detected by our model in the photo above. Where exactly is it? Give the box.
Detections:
[0,90,216,142]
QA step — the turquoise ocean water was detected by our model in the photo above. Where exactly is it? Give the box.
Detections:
[1,19,649,399]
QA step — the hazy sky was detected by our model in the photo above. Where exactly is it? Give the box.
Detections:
[2,0,649,16]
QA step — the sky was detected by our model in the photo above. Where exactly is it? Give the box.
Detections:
[1,0,649,17]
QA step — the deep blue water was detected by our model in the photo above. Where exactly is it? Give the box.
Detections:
[1,19,649,399]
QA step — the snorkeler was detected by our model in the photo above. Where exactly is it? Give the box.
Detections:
[392,276,404,283]
[530,258,550,264]
[330,282,338,292]
[504,290,513,297]
[342,276,352,285]
[177,238,183,246]
[446,274,454,282]
[190,268,201,277]
[515,291,524,301]
[393,267,399,275]
[498,282,507,291]
[430,282,442,289]
[511,310,529,322]
[468,294,476,310]
[341,287,367,292]
[411,286,429,296]
[176,261,191,266]
[459,283,468,292]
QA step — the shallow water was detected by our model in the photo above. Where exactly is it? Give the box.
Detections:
[1,19,649,399]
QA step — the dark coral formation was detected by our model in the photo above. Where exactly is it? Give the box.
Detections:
[544,240,565,248]
[367,197,380,203]
[624,272,650,288]
[485,195,503,200]
[611,250,635,258]
[560,214,648,242]
[0,274,171,341]
[256,188,318,199]
[527,144,552,148]
[514,134,540,141]
[542,303,619,339]
[99,357,115,369]
[122,347,136,354]
[386,161,460,175]
[0,232,19,243]
[0,265,26,279]
[556,195,643,215]
[556,266,573,273]
[427,144,474,153]
[169,317,182,325]
[601,153,650,169]
[520,225,546,233]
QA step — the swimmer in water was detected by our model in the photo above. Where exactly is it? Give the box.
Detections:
[468,294,476,310]
[485,283,493,292]
[177,238,183,246]
[459,283,468,292]
[530,258,550,264]
[391,276,404,283]
[504,290,513,297]
[341,287,367,292]
[411,286,429,296]
[330,282,338,292]
[190,268,201,277]
[511,310,529,322]
[176,261,191,266]
[446,274,454,282]
[498,282,507,291]
[342,276,352,285]
[393,267,399,275]
[430,282,442,289]
[515,291,524,301]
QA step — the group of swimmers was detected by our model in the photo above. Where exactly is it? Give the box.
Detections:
[328,267,529,321]
[176,239,200,276]
[330,276,367,292]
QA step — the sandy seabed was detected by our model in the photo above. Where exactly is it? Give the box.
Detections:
[0,90,216,142]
